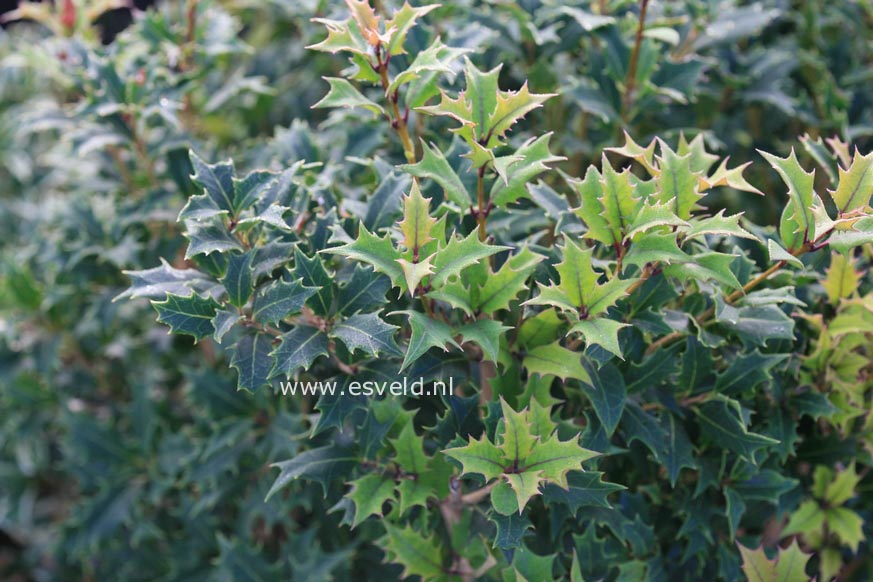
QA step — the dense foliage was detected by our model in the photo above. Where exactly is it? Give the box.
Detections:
[2,1,873,580]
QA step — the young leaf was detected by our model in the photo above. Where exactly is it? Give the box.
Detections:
[738,540,811,582]
[394,310,461,371]
[312,77,384,116]
[822,252,861,303]
[398,180,436,255]
[325,225,405,290]
[347,473,395,528]
[476,246,545,315]
[523,341,591,384]
[429,232,508,289]
[829,149,873,213]
[399,140,471,208]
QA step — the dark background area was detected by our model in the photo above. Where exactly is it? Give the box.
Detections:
[1,0,158,43]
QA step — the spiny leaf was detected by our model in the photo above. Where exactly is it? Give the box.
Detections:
[269,325,329,378]
[380,524,445,581]
[486,82,556,144]
[384,2,439,55]
[251,280,317,326]
[313,77,383,116]
[330,312,402,358]
[458,319,509,363]
[221,251,254,308]
[267,445,358,499]
[829,149,873,213]
[476,246,545,315]
[526,238,634,317]
[569,318,629,360]
[605,131,657,175]
[394,310,461,371]
[229,333,274,392]
[656,141,703,220]
[399,180,436,254]
[429,231,508,289]
[398,255,435,295]
[823,252,861,303]
[347,473,395,528]
[695,396,779,462]
[152,293,220,341]
[523,341,591,383]
[325,225,405,290]
[760,149,816,242]
[189,151,236,214]
[386,38,468,94]
[307,16,370,56]
[704,158,762,195]
[738,540,811,582]
[400,140,471,208]
[490,133,565,207]
[680,210,757,241]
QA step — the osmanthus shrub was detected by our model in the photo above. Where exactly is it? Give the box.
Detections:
[119,1,873,580]
[2,0,872,580]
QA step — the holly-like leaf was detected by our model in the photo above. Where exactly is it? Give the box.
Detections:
[577,361,626,436]
[312,77,384,116]
[251,280,317,326]
[760,149,816,242]
[347,473,395,528]
[337,265,391,315]
[443,399,598,512]
[152,293,220,341]
[523,341,591,383]
[222,251,254,308]
[118,259,217,301]
[656,142,704,220]
[490,134,565,207]
[829,149,873,213]
[400,140,471,208]
[476,246,545,315]
[190,151,236,214]
[293,248,334,316]
[542,472,625,512]
[703,158,762,195]
[380,524,445,581]
[399,180,436,255]
[384,2,439,55]
[680,210,757,241]
[386,38,468,94]
[459,319,509,363]
[229,333,274,392]
[526,238,634,318]
[330,312,402,358]
[429,232,508,289]
[825,507,864,552]
[695,396,779,462]
[326,225,405,290]
[267,445,358,499]
[738,540,811,582]
[269,325,329,378]
[569,318,629,360]
[418,57,554,155]
[823,252,861,303]
[394,310,461,371]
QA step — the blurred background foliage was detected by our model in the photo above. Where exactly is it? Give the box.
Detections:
[0,0,871,580]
